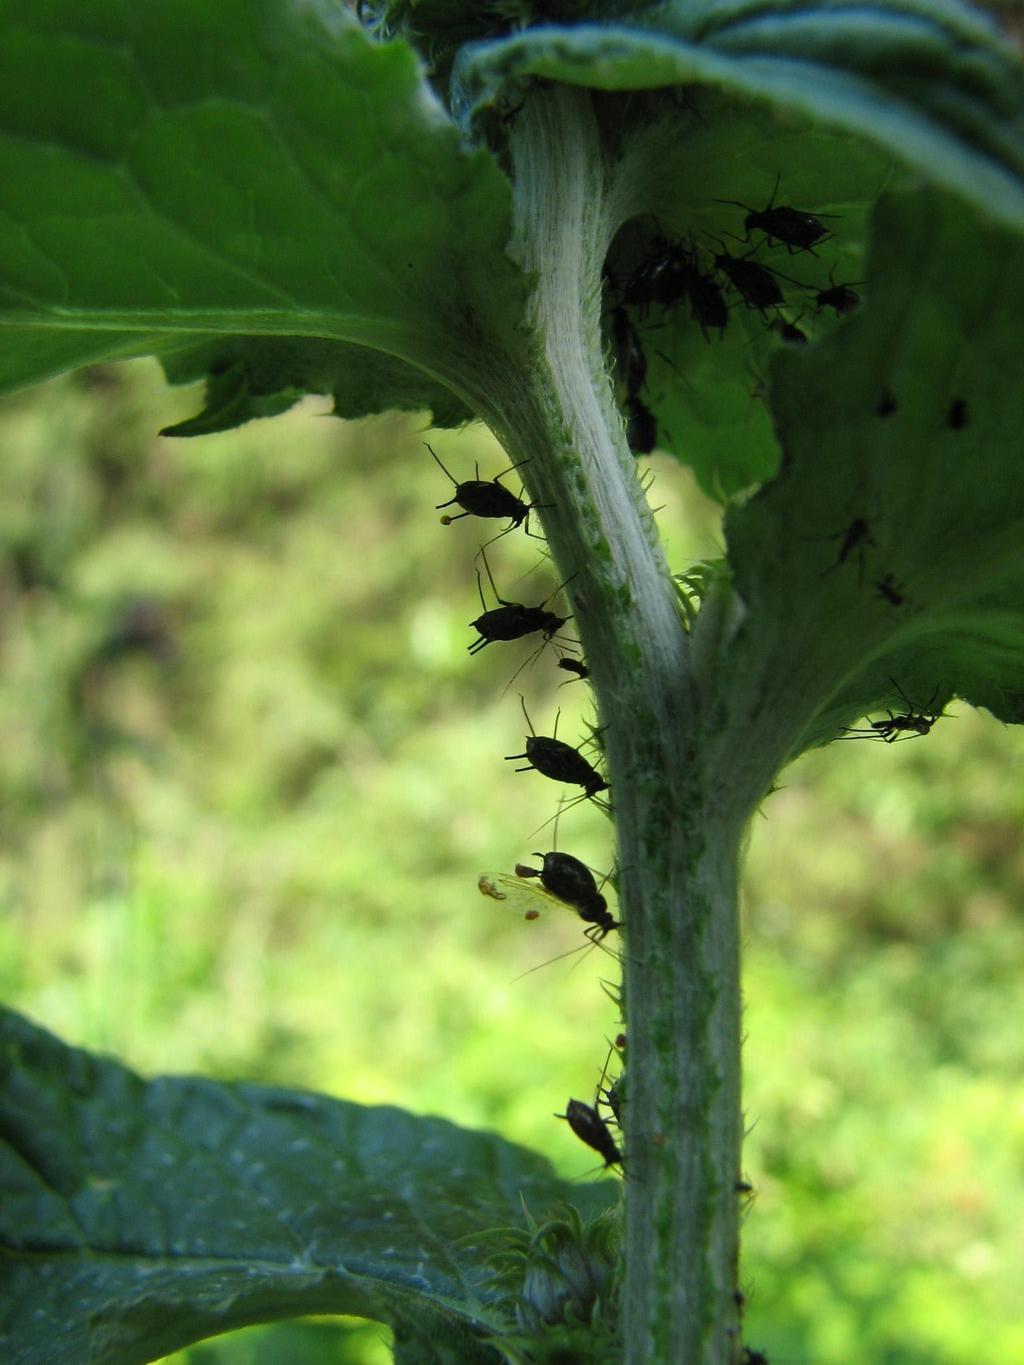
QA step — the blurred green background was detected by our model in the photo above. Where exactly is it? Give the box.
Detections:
[1,361,1021,1365]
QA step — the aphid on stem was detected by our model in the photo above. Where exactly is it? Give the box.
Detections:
[467,548,572,656]
[514,850,619,945]
[555,1097,623,1172]
[478,867,620,978]
[505,697,609,801]
[426,443,549,544]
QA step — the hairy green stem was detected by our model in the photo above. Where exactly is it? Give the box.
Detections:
[458,87,748,1363]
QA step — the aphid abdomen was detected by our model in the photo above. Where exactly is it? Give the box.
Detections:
[687,270,729,335]
[557,657,590,681]
[525,736,608,793]
[457,480,527,522]
[750,206,829,252]
[717,254,784,312]
[469,604,562,649]
[537,850,603,909]
[556,1098,623,1168]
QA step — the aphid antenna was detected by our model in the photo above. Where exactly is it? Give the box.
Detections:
[498,642,547,699]
[714,172,785,216]
[715,184,842,221]
[596,1039,618,1096]
[517,693,538,737]
[824,262,866,289]
[424,441,459,488]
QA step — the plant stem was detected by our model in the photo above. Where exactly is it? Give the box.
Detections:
[459,86,749,1363]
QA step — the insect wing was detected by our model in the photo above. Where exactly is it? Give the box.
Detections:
[477,872,581,924]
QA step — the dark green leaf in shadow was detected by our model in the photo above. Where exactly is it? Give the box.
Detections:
[158,339,472,438]
[0,1008,616,1365]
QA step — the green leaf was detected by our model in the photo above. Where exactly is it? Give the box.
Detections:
[0,1007,616,1365]
[714,184,1024,778]
[0,0,524,427]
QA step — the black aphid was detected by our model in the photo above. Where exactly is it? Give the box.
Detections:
[946,397,968,430]
[875,573,905,607]
[876,388,898,417]
[505,698,609,798]
[838,680,947,743]
[554,1098,623,1170]
[626,394,657,454]
[427,444,547,539]
[610,305,647,396]
[711,243,785,314]
[467,549,570,655]
[557,656,590,682]
[815,267,861,316]
[819,517,875,579]
[514,850,619,942]
[715,176,834,254]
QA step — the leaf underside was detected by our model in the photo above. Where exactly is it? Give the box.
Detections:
[711,186,1024,762]
[0,1007,615,1365]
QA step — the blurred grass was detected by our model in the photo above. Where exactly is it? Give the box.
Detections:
[0,361,1021,1364]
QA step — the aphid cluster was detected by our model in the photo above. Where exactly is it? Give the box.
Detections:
[603,176,861,451]
[429,442,623,1174]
